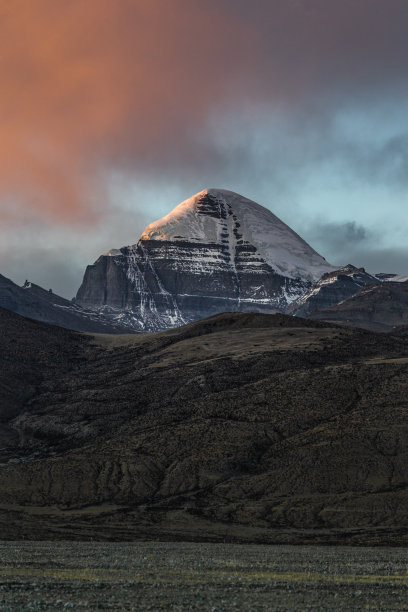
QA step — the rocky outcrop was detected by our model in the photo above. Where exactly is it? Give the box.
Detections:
[76,189,334,331]
[288,264,379,318]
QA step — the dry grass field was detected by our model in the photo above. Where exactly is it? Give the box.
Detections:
[0,542,407,610]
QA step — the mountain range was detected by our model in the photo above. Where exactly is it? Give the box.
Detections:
[3,188,407,334]
[2,188,408,544]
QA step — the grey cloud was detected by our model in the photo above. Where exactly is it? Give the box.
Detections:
[305,220,408,275]
[350,247,408,275]
[359,135,408,187]
[1,250,85,300]
[313,221,370,251]
[2,0,408,294]
[305,220,371,267]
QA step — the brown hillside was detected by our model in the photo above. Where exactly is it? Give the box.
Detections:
[1,308,408,544]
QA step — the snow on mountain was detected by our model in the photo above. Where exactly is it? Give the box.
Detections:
[76,189,335,331]
[142,189,334,282]
[288,264,380,318]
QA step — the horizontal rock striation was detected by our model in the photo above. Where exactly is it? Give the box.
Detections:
[76,189,334,330]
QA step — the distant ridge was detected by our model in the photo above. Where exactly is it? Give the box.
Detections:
[0,273,133,333]
[288,264,379,318]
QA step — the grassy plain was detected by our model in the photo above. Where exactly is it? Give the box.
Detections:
[0,542,407,610]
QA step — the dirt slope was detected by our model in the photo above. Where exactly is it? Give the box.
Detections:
[1,308,408,544]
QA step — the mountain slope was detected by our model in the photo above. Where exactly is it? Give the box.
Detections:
[0,274,134,333]
[309,280,408,332]
[288,265,379,318]
[1,308,408,544]
[76,189,334,331]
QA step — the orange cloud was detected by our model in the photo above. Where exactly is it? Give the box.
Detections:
[0,0,256,220]
[1,0,407,223]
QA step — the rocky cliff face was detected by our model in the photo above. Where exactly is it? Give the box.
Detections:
[288,264,379,318]
[76,189,334,330]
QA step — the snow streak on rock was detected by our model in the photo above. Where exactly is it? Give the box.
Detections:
[288,264,380,318]
[76,189,335,331]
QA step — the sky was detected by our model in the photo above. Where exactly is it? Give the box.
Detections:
[1,0,408,298]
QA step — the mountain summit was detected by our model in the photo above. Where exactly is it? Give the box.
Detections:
[76,189,334,331]
[142,189,332,282]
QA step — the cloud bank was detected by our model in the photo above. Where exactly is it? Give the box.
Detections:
[1,0,408,294]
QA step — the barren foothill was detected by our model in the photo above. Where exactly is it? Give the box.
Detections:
[1,308,408,543]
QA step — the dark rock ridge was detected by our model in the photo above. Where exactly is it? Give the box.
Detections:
[309,280,408,332]
[0,273,133,334]
[1,307,408,544]
[288,264,380,318]
[76,189,334,331]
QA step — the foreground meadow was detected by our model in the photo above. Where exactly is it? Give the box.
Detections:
[0,542,407,610]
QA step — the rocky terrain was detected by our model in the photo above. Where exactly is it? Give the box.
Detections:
[76,189,334,330]
[288,264,379,318]
[0,274,132,334]
[1,306,408,544]
[309,280,408,331]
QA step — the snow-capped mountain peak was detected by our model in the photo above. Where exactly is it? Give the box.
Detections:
[141,188,334,282]
[76,188,335,331]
